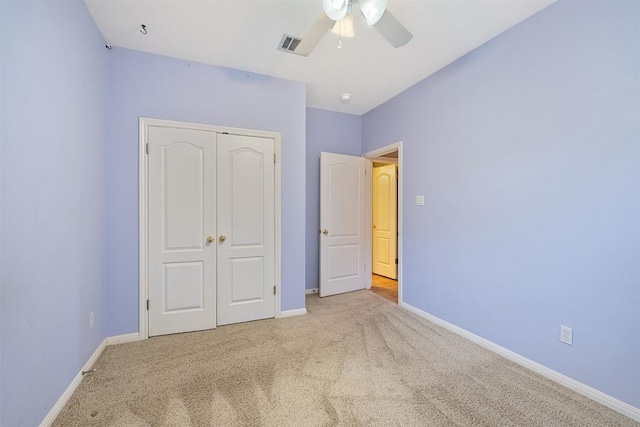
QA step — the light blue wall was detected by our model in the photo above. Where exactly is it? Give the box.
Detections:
[0,1,108,425]
[106,48,307,335]
[362,0,640,407]
[305,108,362,290]
[0,1,4,422]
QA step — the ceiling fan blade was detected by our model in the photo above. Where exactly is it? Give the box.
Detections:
[373,9,413,48]
[295,14,335,57]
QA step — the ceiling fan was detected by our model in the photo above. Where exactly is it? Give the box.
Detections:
[281,0,413,57]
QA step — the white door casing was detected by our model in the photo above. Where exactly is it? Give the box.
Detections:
[147,126,217,337]
[319,152,368,297]
[372,164,397,279]
[216,133,276,325]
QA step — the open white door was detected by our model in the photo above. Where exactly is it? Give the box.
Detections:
[320,152,368,297]
[372,164,397,279]
[148,126,217,337]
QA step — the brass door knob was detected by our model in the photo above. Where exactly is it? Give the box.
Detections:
[206,236,215,244]
[321,229,329,235]
[219,235,227,243]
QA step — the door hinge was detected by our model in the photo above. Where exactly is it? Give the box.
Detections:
[273,286,276,295]
[395,259,399,265]
[146,143,149,155]
[146,299,149,311]
[274,153,276,164]
[221,132,229,135]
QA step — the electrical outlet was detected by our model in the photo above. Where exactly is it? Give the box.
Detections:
[560,325,572,345]
[90,312,95,329]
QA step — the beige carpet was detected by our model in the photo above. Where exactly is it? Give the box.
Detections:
[54,291,638,426]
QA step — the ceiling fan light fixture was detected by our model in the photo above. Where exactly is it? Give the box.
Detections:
[331,14,354,38]
[359,0,386,26]
[323,0,348,21]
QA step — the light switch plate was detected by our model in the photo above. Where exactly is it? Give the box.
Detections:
[416,195,425,206]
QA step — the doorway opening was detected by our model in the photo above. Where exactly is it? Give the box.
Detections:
[371,273,398,304]
[364,143,402,305]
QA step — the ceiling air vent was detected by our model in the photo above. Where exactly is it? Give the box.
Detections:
[277,34,304,56]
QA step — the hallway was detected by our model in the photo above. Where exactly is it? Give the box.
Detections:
[370,274,398,304]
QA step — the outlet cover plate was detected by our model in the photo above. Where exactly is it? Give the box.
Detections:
[560,325,572,345]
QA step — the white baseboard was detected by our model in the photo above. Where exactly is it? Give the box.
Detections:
[39,339,107,427]
[305,288,319,295]
[279,308,308,318]
[399,302,640,423]
[106,332,141,346]
[39,332,141,426]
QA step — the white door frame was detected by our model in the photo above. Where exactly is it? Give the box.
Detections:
[363,142,403,304]
[139,117,282,339]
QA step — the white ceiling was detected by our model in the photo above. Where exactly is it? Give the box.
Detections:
[85,0,555,115]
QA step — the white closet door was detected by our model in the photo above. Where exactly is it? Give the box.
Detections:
[148,126,217,337]
[216,133,275,325]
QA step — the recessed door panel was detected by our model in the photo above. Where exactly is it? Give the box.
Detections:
[328,244,360,280]
[375,237,391,265]
[375,174,391,232]
[163,143,204,251]
[329,163,360,237]
[231,149,264,247]
[230,257,264,303]
[164,262,204,312]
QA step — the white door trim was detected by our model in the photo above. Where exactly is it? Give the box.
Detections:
[371,157,398,165]
[139,117,282,339]
[363,142,403,304]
